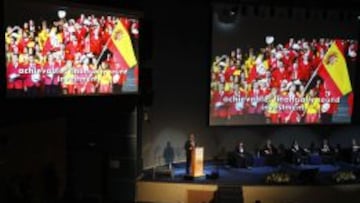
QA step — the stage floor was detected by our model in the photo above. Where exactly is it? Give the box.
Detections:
[136,181,360,203]
[140,161,360,185]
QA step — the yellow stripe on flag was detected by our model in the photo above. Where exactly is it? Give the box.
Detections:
[322,41,352,95]
[112,21,138,68]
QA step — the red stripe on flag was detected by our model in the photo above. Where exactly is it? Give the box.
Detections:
[134,65,139,85]
[334,40,344,53]
[348,92,354,116]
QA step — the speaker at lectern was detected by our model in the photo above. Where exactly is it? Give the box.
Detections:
[190,147,204,177]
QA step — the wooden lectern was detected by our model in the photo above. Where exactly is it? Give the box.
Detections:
[190,147,204,177]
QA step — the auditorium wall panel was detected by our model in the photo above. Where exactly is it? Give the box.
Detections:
[140,1,360,169]
[66,107,138,202]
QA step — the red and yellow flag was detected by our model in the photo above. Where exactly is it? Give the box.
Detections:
[107,19,137,69]
[318,40,352,97]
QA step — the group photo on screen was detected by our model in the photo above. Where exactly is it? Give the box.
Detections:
[4,0,140,97]
[209,8,358,125]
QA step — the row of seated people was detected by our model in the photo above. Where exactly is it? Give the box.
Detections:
[228,139,360,168]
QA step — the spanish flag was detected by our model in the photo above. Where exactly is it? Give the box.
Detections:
[107,20,138,69]
[318,40,352,97]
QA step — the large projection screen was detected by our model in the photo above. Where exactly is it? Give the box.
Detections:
[4,0,140,97]
[209,4,358,126]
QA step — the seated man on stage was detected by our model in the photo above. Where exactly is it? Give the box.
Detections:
[263,139,278,155]
[320,139,335,164]
[233,141,253,168]
[290,140,310,165]
[351,139,360,165]
[262,139,279,166]
[184,133,196,175]
[309,141,318,155]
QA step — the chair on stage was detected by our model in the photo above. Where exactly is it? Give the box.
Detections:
[320,152,335,165]
[253,156,265,167]
[309,154,322,165]
[289,149,310,165]
[227,151,254,168]
[251,149,266,167]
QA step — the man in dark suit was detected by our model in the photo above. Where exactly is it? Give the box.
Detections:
[263,139,279,166]
[263,139,278,156]
[234,141,253,168]
[290,140,310,165]
[184,133,196,175]
[351,139,360,165]
[320,139,335,164]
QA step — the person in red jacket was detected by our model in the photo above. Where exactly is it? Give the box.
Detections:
[74,22,87,43]
[259,82,270,114]
[271,62,289,88]
[226,85,237,119]
[280,84,301,124]
[101,26,112,45]
[24,55,41,96]
[212,84,228,119]
[7,54,25,96]
[298,57,311,82]
[247,82,260,114]
[65,35,81,61]
[289,61,301,82]
[79,57,96,95]
[43,55,61,96]
[90,27,102,56]
[316,38,327,55]
[83,33,91,54]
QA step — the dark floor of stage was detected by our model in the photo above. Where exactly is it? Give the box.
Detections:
[140,161,360,185]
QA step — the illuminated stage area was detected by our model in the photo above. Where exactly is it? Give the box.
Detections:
[137,162,360,202]
[140,161,360,185]
[136,181,360,203]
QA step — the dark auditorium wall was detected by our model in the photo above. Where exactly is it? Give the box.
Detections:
[140,0,360,168]
[0,98,138,202]
[2,0,141,201]
[0,119,67,203]
[66,106,138,202]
